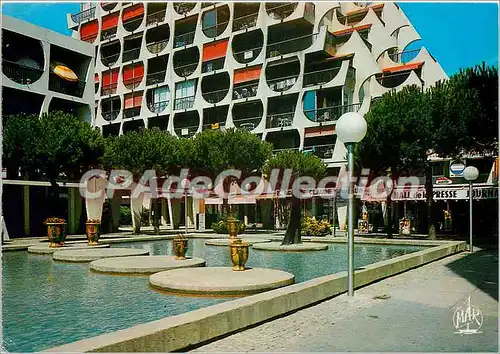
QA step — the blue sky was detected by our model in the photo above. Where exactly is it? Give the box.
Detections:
[1,2,498,75]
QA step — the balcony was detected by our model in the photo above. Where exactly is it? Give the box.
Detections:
[146,70,166,86]
[101,29,117,41]
[202,122,226,131]
[174,3,196,15]
[233,82,258,100]
[49,73,85,98]
[266,112,294,128]
[123,77,143,89]
[101,83,118,96]
[174,62,198,77]
[266,33,315,58]
[146,10,166,26]
[304,103,362,123]
[71,6,96,25]
[234,117,261,131]
[175,125,198,137]
[272,147,300,155]
[122,48,141,63]
[376,71,419,88]
[233,46,263,64]
[123,107,141,119]
[101,53,119,67]
[203,88,228,103]
[202,57,224,73]
[174,96,195,110]
[2,59,43,85]
[266,3,298,20]
[267,75,297,92]
[233,12,258,32]
[148,100,169,114]
[174,31,195,48]
[102,109,120,121]
[388,49,421,64]
[303,144,335,159]
[202,21,229,38]
[303,67,341,87]
[146,39,168,54]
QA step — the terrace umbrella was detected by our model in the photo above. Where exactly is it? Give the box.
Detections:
[51,62,79,82]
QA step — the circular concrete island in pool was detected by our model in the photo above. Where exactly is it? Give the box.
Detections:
[28,243,110,254]
[149,267,295,296]
[89,256,206,275]
[205,238,271,247]
[252,242,328,252]
[52,248,149,262]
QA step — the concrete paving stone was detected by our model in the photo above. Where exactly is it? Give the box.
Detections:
[28,243,110,254]
[52,248,149,262]
[89,255,206,274]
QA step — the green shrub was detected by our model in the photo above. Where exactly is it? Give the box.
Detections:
[119,206,132,226]
[301,216,332,237]
[211,214,246,234]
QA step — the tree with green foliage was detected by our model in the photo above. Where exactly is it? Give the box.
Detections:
[263,150,327,245]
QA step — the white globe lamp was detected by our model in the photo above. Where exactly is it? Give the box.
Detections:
[463,166,479,181]
[336,112,367,143]
[463,165,479,253]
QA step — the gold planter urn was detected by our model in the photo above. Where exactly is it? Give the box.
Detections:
[173,235,188,260]
[226,218,239,239]
[85,219,101,245]
[229,238,249,271]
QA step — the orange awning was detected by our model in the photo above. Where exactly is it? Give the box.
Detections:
[102,13,119,30]
[102,68,119,86]
[304,126,335,138]
[123,63,144,81]
[80,20,98,42]
[233,65,262,84]
[202,39,229,62]
[382,62,424,74]
[123,4,144,22]
[332,24,372,37]
[124,93,142,109]
[52,63,78,82]
[346,3,384,16]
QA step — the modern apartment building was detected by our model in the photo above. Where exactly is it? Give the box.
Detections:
[68,1,447,168]
[2,14,95,122]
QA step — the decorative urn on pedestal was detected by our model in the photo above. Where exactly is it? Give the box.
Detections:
[44,217,67,248]
[229,238,249,271]
[226,217,239,239]
[85,219,101,245]
[173,234,188,260]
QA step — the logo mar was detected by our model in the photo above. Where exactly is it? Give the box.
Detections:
[453,295,483,335]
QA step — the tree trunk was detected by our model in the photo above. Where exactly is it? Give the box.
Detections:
[425,163,436,239]
[49,178,61,217]
[281,196,301,245]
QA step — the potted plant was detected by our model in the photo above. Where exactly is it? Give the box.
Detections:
[85,219,101,245]
[173,234,188,260]
[44,217,67,248]
[229,238,249,271]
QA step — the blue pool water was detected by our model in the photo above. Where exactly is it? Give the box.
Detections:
[2,239,425,352]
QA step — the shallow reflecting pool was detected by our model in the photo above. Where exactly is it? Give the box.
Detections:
[2,239,425,352]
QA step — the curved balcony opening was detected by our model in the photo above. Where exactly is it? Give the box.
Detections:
[202,3,216,9]
[174,79,198,110]
[123,91,143,119]
[201,72,230,104]
[318,6,338,30]
[148,115,169,131]
[123,119,145,133]
[232,29,263,64]
[266,57,300,93]
[49,44,90,98]
[202,105,228,131]
[202,5,230,38]
[174,15,198,48]
[173,47,199,77]
[123,62,144,90]
[146,55,168,86]
[174,110,199,138]
[375,70,416,89]
[103,123,120,137]
[49,98,92,123]
[337,4,383,27]
[303,52,345,88]
[232,100,263,131]
[233,3,260,32]
[303,87,359,124]
[101,12,119,41]
[101,96,121,122]
[266,130,300,154]
[146,85,170,114]
[387,47,421,64]
[267,21,314,58]
[303,133,337,160]
[123,33,143,63]
[146,2,167,26]
[266,93,298,129]
[2,29,44,85]
[100,40,120,67]
[122,4,144,33]
[233,65,261,100]
[265,3,298,21]
[101,68,119,96]
[146,24,170,54]
[2,87,44,116]
[174,3,196,15]
[101,2,117,11]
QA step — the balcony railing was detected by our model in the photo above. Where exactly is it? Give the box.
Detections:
[102,109,120,121]
[123,107,141,119]
[49,73,85,97]
[148,100,169,113]
[146,10,166,26]
[267,3,297,20]
[233,116,261,131]
[122,47,141,62]
[202,58,225,73]
[303,144,335,159]
[267,75,297,92]
[203,88,228,103]
[101,29,117,41]
[233,12,258,31]
[174,31,195,48]
[233,46,262,63]
[202,122,226,131]
[123,77,143,88]
[304,103,362,123]
[266,111,294,128]
[303,67,341,87]
[266,33,316,58]
[101,53,119,66]
[71,6,96,25]
[146,39,168,54]
[272,147,300,155]
[146,70,166,85]
[2,60,43,85]
[376,71,419,88]
[174,62,198,77]
[174,96,195,110]
[202,21,229,38]
[123,16,144,31]
[175,125,198,137]
[233,82,258,99]
[101,83,118,96]
[388,49,421,64]
[174,3,195,15]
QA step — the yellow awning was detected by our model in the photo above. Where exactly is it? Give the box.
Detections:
[52,63,78,82]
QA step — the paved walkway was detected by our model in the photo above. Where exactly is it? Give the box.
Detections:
[192,249,498,352]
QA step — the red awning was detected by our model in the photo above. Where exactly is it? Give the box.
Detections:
[304,126,335,138]
[233,65,262,84]
[102,68,119,86]
[202,39,229,62]
[80,20,99,42]
[122,63,144,81]
[122,4,144,22]
[382,62,424,74]
[124,92,142,109]
[102,13,119,30]
[332,24,372,37]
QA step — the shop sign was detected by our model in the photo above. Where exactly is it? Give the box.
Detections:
[436,176,453,185]
[391,186,498,201]
[450,161,466,177]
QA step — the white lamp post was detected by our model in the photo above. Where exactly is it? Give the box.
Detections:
[335,112,367,296]
[463,166,479,252]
